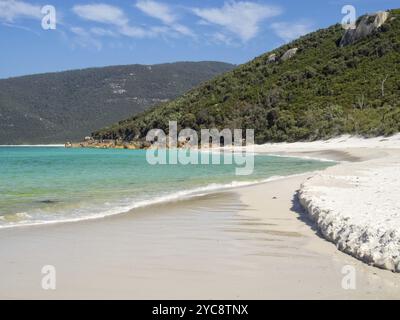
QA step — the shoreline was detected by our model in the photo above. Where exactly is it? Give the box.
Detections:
[0,172,316,231]
[1,164,399,299]
[1,135,400,298]
[299,150,400,272]
[0,148,334,230]
[239,134,400,273]
[0,145,65,147]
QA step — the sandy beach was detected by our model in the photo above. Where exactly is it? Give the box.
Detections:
[245,135,400,273]
[1,135,400,299]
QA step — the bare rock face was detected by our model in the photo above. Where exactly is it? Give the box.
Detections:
[340,11,389,47]
[281,48,298,61]
[267,54,277,63]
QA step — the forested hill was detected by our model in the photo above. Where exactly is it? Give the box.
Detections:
[0,61,234,144]
[94,9,400,145]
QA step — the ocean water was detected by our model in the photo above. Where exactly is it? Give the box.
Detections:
[0,147,333,229]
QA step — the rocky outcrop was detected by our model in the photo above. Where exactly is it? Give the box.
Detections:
[65,139,142,149]
[267,54,277,63]
[281,48,298,61]
[340,11,389,47]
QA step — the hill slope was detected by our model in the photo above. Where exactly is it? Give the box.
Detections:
[0,62,234,144]
[94,9,400,145]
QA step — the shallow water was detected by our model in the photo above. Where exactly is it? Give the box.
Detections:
[0,147,333,228]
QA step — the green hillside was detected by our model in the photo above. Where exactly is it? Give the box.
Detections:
[0,62,234,144]
[94,9,400,144]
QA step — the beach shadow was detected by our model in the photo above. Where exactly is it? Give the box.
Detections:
[290,191,321,235]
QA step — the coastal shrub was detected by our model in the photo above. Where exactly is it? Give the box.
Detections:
[93,9,400,144]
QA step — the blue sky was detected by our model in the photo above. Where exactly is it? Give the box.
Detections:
[0,0,397,79]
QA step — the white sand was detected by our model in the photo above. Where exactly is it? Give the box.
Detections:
[250,134,400,152]
[1,134,400,299]
[1,174,399,299]
[246,134,400,273]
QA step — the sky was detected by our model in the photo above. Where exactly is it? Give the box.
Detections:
[0,0,398,79]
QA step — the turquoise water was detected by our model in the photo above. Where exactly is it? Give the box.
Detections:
[0,147,333,228]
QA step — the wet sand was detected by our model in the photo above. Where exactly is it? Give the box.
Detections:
[1,172,399,299]
[2,135,400,299]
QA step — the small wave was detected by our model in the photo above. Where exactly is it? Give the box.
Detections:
[0,173,310,230]
[15,212,32,219]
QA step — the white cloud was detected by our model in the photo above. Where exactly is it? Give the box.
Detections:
[70,26,103,50]
[70,26,88,36]
[211,32,233,46]
[136,0,194,37]
[1,21,40,36]
[0,0,42,22]
[119,24,151,38]
[72,3,152,39]
[271,21,313,42]
[71,3,150,49]
[72,4,128,26]
[136,0,175,25]
[193,1,282,42]
[90,27,118,37]
[71,1,193,42]
[170,23,193,37]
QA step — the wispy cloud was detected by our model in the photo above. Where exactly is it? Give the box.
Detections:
[72,2,190,40]
[135,0,193,37]
[210,32,234,46]
[136,0,175,25]
[89,27,118,37]
[70,26,102,50]
[72,3,151,39]
[118,24,151,38]
[271,21,313,42]
[193,1,282,42]
[1,21,40,36]
[72,4,128,27]
[0,0,42,22]
[69,1,312,49]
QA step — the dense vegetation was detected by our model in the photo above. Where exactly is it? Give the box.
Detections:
[94,9,400,144]
[0,62,234,144]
